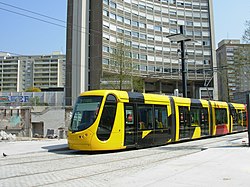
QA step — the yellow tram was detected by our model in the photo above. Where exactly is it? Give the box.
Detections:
[68,90,247,151]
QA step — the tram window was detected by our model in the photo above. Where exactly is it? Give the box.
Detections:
[154,106,168,129]
[70,96,102,132]
[231,109,238,131]
[190,107,209,136]
[138,105,153,130]
[242,111,247,127]
[190,107,200,126]
[215,108,228,125]
[238,110,247,127]
[237,110,243,125]
[125,105,134,125]
[97,94,117,141]
[178,106,190,139]
[231,109,247,131]
[179,107,190,126]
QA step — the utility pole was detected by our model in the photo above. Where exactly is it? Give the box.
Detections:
[180,25,187,98]
[167,25,192,98]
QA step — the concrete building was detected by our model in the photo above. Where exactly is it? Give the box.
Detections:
[216,39,250,102]
[66,0,217,105]
[0,52,66,92]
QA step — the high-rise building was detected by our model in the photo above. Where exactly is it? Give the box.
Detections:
[0,52,65,92]
[216,39,250,102]
[66,0,217,105]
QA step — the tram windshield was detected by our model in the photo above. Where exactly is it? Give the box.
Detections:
[70,96,103,132]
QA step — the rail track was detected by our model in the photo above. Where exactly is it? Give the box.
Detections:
[0,132,247,187]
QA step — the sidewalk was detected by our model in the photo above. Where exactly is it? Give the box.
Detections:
[110,137,250,187]
[0,138,68,156]
[111,146,250,187]
[0,133,249,187]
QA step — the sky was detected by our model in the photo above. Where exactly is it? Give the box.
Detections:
[0,0,249,55]
[0,0,67,55]
[213,0,250,47]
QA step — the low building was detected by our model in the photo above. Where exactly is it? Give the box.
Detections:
[216,40,250,102]
[0,52,65,92]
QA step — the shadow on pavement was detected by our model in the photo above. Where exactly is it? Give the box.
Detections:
[42,144,69,152]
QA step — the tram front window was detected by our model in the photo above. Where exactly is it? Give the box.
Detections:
[70,96,103,132]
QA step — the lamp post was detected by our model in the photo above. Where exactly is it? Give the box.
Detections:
[167,25,192,98]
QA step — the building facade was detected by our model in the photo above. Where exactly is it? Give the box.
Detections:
[216,39,250,102]
[66,0,217,105]
[0,52,66,92]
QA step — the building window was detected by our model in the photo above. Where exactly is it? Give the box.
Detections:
[124,30,131,36]
[186,21,193,26]
[110,1,116,8]
[124,18,131,25]
[203,40,210,46]
[132,31,139,37]
[140,65,147,71]
[139,22,146,28]
[140,54,147,60]
[139,33,146,39]
[102,58,109,65]
[132,53,139,59]
[170,28,177,34]
[117,28,124,33]
[110,13,116,20]
[154,25,162,32]
[148,66,155,72]
[132,21,139,27]
[117,15,123,22]
[103,9,109,17]
[204,60,210,65]
[103,0,108,5]
[103,46,109,53]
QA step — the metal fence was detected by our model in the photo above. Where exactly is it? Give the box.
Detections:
[0,92,65,106]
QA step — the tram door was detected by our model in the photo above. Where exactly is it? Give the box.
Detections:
[179,106,192,139]
[124,105,136,146]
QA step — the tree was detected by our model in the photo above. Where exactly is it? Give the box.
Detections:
[28,96,40,106]
[242,21,250,44]
[101,36,143,92]
[231,21,250,93]
[234,46,250,92]
[25,87,41,92]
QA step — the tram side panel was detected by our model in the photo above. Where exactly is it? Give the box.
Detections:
[173,97,193,141]
[210,101,230,135]
[123,93,174,148]
[92,101,126,150]
[228,103,248,132]
[173,97,211,141]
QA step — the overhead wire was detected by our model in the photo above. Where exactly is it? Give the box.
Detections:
[0,1,65,24]
[0,1,248,74]
[0,7,66,28]
[0,0,102,68]
[0,1,103,36]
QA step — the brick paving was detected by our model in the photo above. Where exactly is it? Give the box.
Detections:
[0,132,249,187]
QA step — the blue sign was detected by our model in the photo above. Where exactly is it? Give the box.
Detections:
[8,96,30,103]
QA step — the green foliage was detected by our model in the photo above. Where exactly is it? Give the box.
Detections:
[25,87,41,92]
[29,96,40,105]
[101,34,143,91]
[233,45,250,92]
[242,21,250,44]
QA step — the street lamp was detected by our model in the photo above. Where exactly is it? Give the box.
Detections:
[167,25,192,98]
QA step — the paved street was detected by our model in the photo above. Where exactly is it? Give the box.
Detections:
[0,132,249,187]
